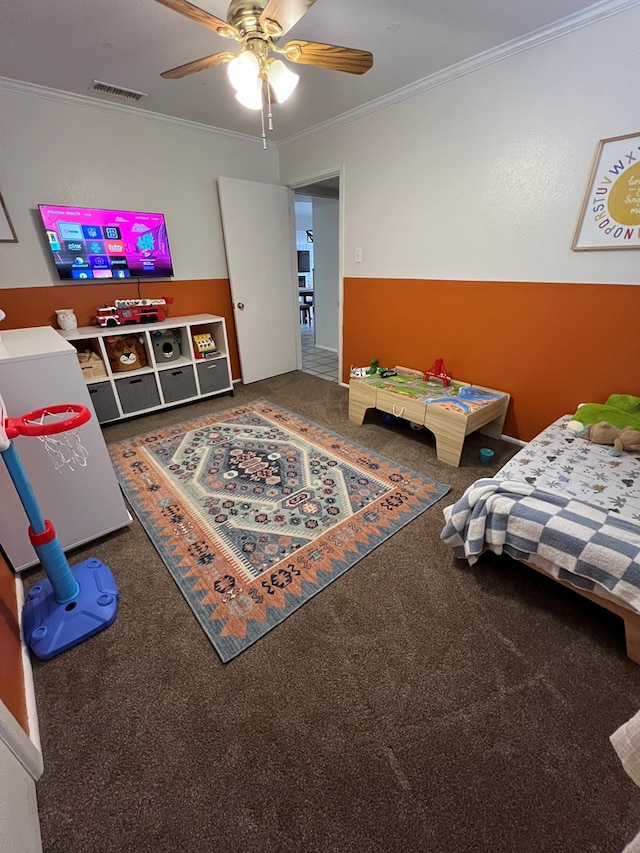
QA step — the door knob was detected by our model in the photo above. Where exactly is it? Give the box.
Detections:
[237,302,245,310]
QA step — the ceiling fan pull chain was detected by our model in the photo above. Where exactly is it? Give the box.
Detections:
[260,95,267,149]
[266,81,274,132]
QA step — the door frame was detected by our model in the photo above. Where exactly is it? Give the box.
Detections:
[287,165,345,384]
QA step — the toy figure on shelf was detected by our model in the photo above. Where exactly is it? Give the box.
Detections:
[423,358,451,387]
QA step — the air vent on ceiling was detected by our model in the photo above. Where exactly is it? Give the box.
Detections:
[88,80,148,102]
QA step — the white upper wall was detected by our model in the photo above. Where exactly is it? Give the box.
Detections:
[4,6,640,289]
[278,4,640,285]
[0,86,279,288]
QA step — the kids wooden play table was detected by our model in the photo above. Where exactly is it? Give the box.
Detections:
[348,366,510,466]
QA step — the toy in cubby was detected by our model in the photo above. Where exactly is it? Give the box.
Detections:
[105,334,148,373]
[77,350,107,380]
[192,333,219,359]
[151,328,182,363]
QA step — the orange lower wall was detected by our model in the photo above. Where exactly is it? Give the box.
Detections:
[5,277,639,444]
[343,278,640,443]
[0,278,241,381]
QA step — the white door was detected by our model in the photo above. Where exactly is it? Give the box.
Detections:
[218,177,299,383]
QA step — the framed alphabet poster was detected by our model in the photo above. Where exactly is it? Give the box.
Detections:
[573,131,640,250]
[0,192,17,242]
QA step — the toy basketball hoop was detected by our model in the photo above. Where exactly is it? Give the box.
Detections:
[0,392,118,660]
[8,403,91,472]
[13,402,90,435]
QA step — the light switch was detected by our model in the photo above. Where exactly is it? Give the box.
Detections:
[354,247,362,263]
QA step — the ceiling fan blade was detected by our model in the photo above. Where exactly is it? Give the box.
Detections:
[153,0,239,39]
[260,0,317,37]
[161,51,236,79]
[282,41,373,75]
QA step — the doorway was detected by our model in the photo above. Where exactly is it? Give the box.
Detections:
[293,176,340,383]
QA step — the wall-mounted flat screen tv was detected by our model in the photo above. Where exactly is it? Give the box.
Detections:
[297,250,311,273]
[38,204,174,281]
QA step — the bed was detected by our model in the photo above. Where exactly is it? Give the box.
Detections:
[441,415,640,663]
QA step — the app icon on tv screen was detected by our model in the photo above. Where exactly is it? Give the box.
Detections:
[38,204,175,281]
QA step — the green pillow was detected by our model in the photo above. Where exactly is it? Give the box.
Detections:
[570,396,640,430]
[605,394,640,414]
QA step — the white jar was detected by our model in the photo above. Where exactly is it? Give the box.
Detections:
[55,309,78,331]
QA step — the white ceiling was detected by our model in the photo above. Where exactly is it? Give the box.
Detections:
[0,0,626,143]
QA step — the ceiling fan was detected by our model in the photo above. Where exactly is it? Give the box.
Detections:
[153,0,374,142]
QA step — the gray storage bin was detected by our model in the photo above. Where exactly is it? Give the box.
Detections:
[115,373,161,414]
[159,366,197,404]
[197,357,231,395]
[87,382,120,423]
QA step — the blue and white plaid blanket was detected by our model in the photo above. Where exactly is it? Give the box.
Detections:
[441,478,640,612]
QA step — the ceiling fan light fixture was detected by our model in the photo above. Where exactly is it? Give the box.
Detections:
[154,0,373,145]
[235,79,263,110]
[227,50,260,94]
[268,59,299,104]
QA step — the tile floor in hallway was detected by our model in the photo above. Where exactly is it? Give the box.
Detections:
[300,322,338,383]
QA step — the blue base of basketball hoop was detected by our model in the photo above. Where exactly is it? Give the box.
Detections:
[23,558,119,660]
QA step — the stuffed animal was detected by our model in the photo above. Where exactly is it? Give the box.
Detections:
[105,335,148,373]
[568,420,640,455]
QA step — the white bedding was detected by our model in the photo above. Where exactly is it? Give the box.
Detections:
[441,415,640,613]
[496,415,640,521]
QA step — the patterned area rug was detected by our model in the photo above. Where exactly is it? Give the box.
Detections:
[109,400,450,662]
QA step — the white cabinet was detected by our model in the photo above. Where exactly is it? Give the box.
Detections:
[0,326,131,571]
[59,314,233,424]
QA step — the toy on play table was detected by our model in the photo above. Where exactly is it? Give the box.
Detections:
[423,358,451,388]
[0,393,119,660]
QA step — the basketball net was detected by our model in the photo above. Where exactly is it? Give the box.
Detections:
[25,407,89,473]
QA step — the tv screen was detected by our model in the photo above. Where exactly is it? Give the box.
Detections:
[38,204,174,281]
[297,250,310,273]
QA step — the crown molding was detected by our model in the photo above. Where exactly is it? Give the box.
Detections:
[279,0,640,146]
[0,76,276,149]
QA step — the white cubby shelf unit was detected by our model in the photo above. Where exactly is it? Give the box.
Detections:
[59,313,234,424]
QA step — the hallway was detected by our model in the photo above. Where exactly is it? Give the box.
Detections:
[300,321,338,383]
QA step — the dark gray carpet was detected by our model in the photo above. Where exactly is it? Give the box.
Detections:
[29,372,640,853]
